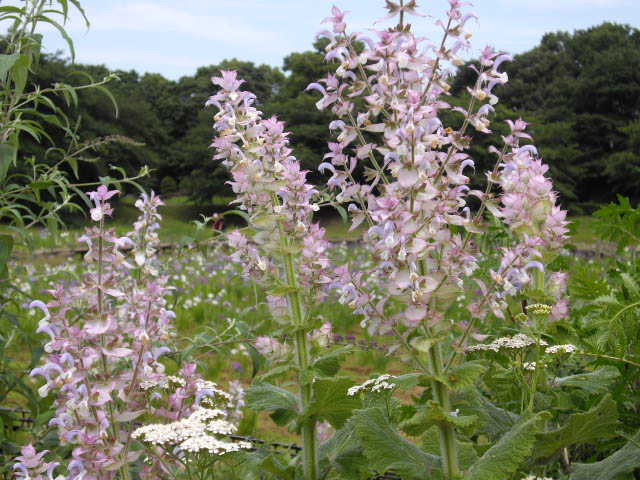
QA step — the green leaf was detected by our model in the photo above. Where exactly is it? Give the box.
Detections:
[0,235,14,279]
[12,54,30,96]
[300,377,361,429]
[455,387,519,438]
[436,360,487,390]
[245,381,298,427]
[0,142,17,183]
[464,413,543,480]
[554,366,620,395]
[569,429,640,480]
[37,15,75,62]
[313,345,354,377]
[0,53,19,83]
[319,420,369,479]
[534,394,619,460]
[401,401,476,437]
[393,373,429,390]
[94,84,119,117]
[257,364,292,382]
[246,445,293,479]
[353,407,441,479]
[222,209,249,223]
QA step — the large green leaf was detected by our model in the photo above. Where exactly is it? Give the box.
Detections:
[455,387,519,438]
[299,377,361,429]
[245,381,298,427]
[436,360,487,390]
[11,54,30,96]
[401,400,477,437]
[569,429,640,480]
[534,394,619,460]
[319,420,369,479]
[352,407,441,479]
[313,345,354,377]
[0,53,19,83]
[464,414,542,480]
[554,366,620,394]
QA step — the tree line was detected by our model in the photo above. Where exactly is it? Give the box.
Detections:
[24,22,640,212]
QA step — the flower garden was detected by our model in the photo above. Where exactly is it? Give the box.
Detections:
[1,1,640,479]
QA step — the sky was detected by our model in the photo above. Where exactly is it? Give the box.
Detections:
[13,0,640,80]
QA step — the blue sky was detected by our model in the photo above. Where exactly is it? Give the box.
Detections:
[23,0,640,80]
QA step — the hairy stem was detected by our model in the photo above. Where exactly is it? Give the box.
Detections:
[271,192,318,480]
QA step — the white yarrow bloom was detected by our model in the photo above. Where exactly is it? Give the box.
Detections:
[348,374,396,396]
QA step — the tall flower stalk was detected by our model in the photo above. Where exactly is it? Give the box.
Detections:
[311,2,569,478]
[208,71,333,478]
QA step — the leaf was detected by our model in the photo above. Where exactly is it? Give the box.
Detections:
[464,414,542,480]
[393,373,429,390]
[246,445,293,479]
[353,407,441,479]
[12,54,30,96]
[0,142,16,183]
[436,360,487,390]
[319,420,369,479]
[313,345,354,377]
[257,364,292,382]
[0,53,19,83]
[455,387,519,438]
[94,84,119,117]
[0,235,14,279]
[299,377,361,429]
[554,366,620,395]
[37,15,75,62]
[222,209,250,223]
[401,400,477,437]
[534,394,619,460]
[569,428,640,480]
[245,381,298,427]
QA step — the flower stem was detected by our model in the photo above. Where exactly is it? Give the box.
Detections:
[428,342,459,480]
[272,192,318,479]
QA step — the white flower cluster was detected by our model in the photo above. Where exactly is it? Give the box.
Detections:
[523,476,554,480]
[347,374,396,396]
[196,379,233,408]
[523,361,543,372]
[133,407,250,456]
[467,334,548,353]
[545,344,576,355]
[527,303,553,316]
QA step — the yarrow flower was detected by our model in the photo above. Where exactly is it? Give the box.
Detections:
[466,334,548,353]
[545,344,576,355]
[347,374,397,396]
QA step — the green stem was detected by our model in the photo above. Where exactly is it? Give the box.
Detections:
[418,260,458,479]
[428,342,459,480]
[271,192,318,480]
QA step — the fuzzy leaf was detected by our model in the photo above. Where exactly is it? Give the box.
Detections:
[245,381,298,427]
[455,387,519,438]
[436,360,487,390]
[353,407,441,479]
[554,366,620,394]
[402,401,477,436]
[464,414,542,480]
[313,345,354,377]
[534,394,619,460]
[569,428,640,480]
[299,377,361,429]
[319,420,369,479]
